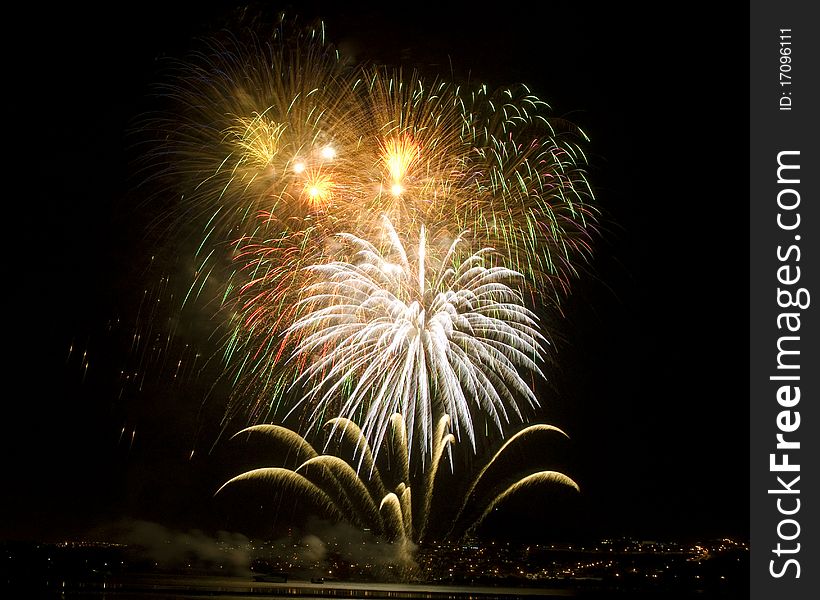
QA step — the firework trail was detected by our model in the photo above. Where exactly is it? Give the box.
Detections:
[217,413,577,545]
[218,466,345,523]
[445,423,570,538]
[465,471,580,537]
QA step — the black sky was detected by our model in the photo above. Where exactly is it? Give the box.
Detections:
[4,2,747,544]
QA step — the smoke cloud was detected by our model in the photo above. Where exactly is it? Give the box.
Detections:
[101,519,252,575]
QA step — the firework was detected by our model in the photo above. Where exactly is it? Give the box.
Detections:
[138,20,353,238]
[217,413,577,544]
[281,216,547,463]
[131,21,598,555]
[140,18,597,432]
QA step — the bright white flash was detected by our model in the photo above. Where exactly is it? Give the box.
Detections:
[286,216,547,462]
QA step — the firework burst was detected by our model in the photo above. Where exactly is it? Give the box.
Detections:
[280,216,546,462]
[136,20,596,422]
[138,17,597,475]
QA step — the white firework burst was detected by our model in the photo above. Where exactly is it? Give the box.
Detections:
[285,216,547,462]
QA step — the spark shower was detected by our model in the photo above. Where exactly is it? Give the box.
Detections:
[140,14,599,544]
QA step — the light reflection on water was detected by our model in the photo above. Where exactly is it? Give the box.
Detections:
[51,574,576,599]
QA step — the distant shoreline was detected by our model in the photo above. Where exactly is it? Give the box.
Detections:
[23,573,578,598]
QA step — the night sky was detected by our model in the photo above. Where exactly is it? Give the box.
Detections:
[4,2,747,545]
